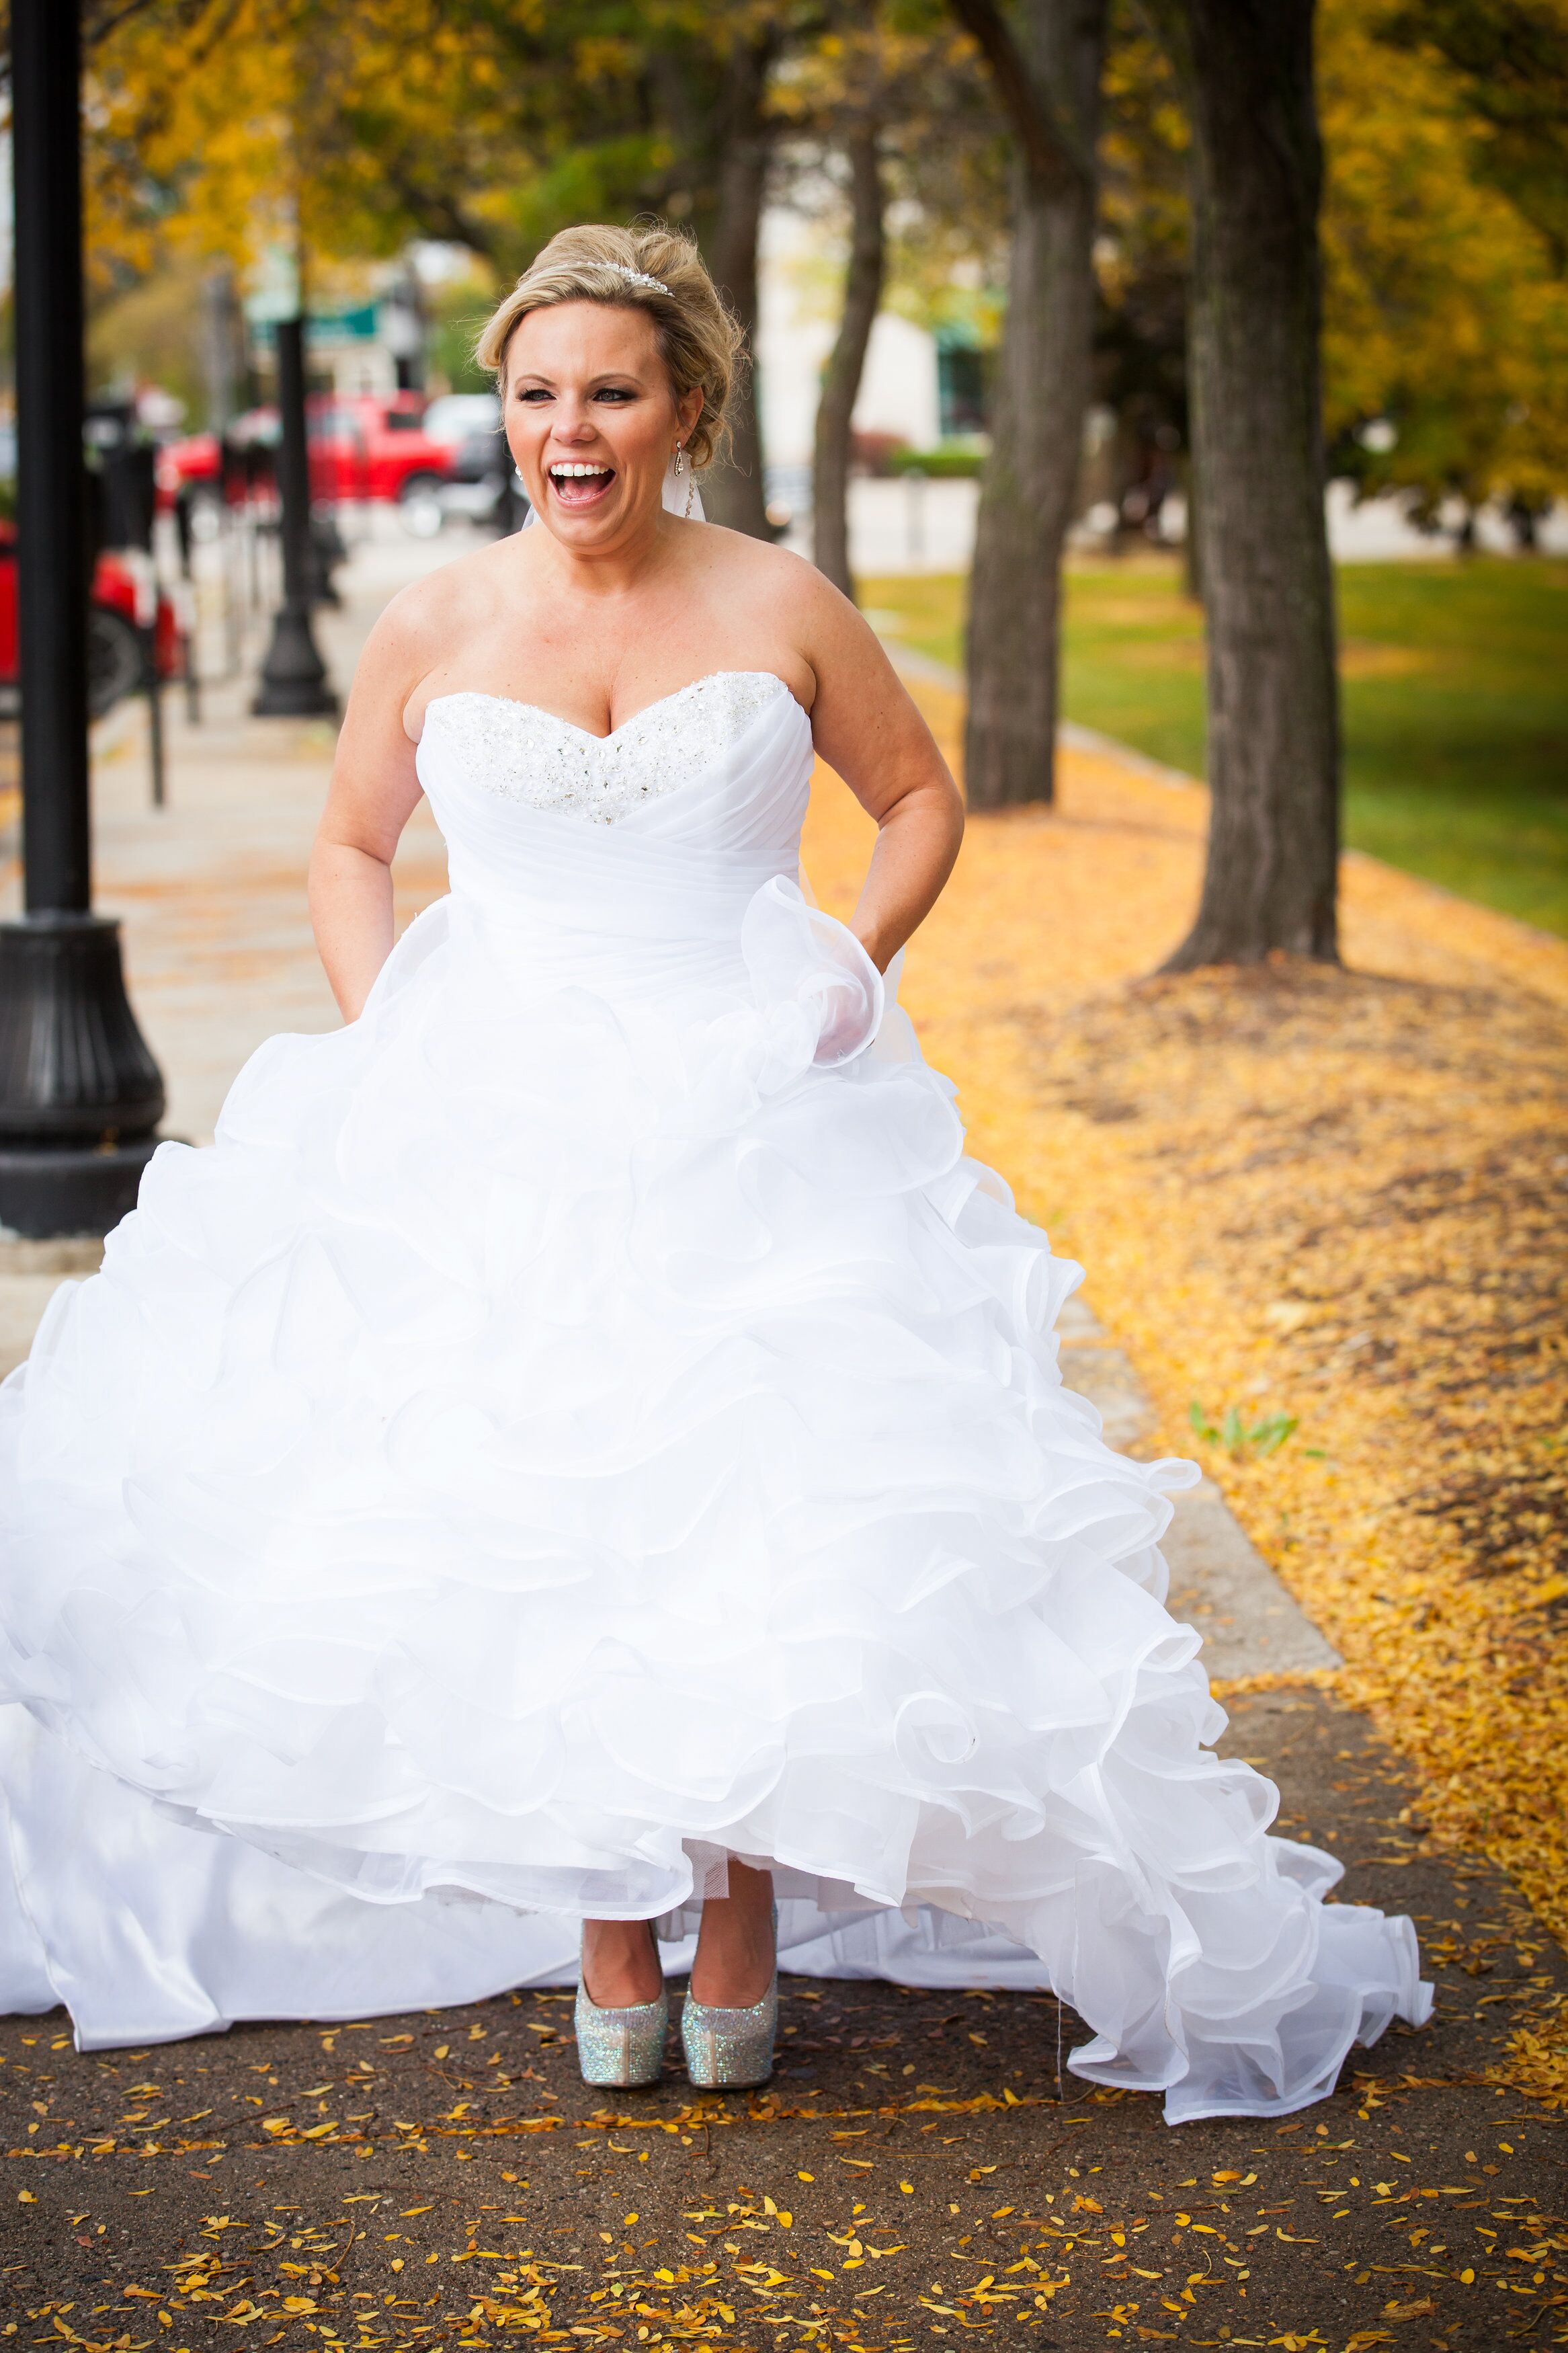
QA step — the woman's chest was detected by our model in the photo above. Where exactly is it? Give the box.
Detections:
[416,607,811,744]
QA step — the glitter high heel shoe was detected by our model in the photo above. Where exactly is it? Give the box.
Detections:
[681,1903,778,2089]
[575,1925,668,2089]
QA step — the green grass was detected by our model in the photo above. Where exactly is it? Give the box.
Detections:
[861,557,1568,939]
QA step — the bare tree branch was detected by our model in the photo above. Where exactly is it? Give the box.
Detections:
[949,0,1093,190]
[812,118,886,596]
[381,165,499,264]
[82,0,221,52]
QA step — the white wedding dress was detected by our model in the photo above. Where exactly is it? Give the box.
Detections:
[0,670,1430,2121]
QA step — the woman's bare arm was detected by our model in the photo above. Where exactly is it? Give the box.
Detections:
[308,592,432,1021]
[794,572,964,971]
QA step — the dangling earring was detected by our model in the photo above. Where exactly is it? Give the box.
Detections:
[673,443,686,477]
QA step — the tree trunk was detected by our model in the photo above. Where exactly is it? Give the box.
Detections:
[1161,0,1339,967]
[700,35,774,539]
[959,0,1108,810]
[964,0,1109,809]
[812,126,886,600]
[965,146,1099,808]
[1181,446,1202,602]
[201,264,243,434]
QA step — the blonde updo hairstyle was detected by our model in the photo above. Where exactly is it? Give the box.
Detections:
[476,223,743,472]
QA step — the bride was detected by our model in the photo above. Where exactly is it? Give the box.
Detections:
[0,225,1428,2120]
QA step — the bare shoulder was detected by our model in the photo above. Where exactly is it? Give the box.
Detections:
[680,527,955,840]
[361,534,522,668]
[689,521,850,622]
[686,522,882,694]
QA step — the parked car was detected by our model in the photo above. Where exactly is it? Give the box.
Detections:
[422,393,501,450]
[446,425,509,491]
[157,431,220,506]
[157,409,280,514]
[307,393,455,506]
[160,397,454,512]
[415,393,527,532]
[0,522,184,719]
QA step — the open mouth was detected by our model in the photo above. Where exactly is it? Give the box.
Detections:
[548,461,616,510]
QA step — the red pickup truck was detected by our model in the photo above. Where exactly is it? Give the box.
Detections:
[159,394,456,511]
[308,393,455,504]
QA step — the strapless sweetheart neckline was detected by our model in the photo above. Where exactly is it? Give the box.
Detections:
[421,668,800,748]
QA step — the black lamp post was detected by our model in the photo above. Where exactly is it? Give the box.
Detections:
[253,315,337,716]
[0,0,165,1241]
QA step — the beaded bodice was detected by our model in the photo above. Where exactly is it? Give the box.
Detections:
[423,673,789,827]
[413,670,818,981]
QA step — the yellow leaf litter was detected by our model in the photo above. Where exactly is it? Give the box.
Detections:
[800,678,1568,2106]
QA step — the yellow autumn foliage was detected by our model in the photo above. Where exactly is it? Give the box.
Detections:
[85,0,530,288]
[1319,0,1568,506]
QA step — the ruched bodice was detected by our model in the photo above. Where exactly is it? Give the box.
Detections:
[0,666,1429,2116]
[416,674,815,975]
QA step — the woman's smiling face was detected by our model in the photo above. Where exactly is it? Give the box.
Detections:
[502,299,702,547]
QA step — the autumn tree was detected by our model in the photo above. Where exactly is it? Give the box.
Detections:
[83,0,810,535]
[1063,0,1567,965]
[950,0,1110,810]
[1378,0,1568,265]
[1091,15,1190,563]
[1071,0,1568,581]
[809,124,884,596]
[1153,0,1341,969]
[771,10,990,598]
[1320,0,1568,536]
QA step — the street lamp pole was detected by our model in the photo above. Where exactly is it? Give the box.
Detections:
[252,315,337,717]
[0,0,165,1240]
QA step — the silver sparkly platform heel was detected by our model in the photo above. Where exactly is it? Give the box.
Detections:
[575,1925,668,2089]
[681,1903,778,2090]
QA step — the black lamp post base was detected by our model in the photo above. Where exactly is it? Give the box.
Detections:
[0,914,165,1239]
[253,598,338,718]
[0,1138,159,1240]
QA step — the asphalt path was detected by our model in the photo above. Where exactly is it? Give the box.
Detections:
[5,1691,1565,2352]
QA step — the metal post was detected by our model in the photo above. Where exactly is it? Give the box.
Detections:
[0,0,165,1241]
[183,616,202,725]
[252,317,337,717]
[145,643,166,809]
[383,270,426,394]
[203,264,239,438]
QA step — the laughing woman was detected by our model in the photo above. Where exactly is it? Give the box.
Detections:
[0,223,1430,2116]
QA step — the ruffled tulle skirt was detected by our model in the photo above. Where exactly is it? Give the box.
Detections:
[0,886,1430,2118]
